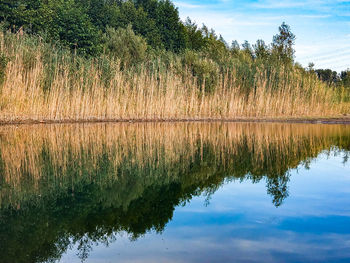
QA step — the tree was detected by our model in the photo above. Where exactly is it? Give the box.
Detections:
[341,70,350,88]
[78,0,119,30]
[0,0,43,32]
[307,62,315,72]
[242,40,254,60]
[230,40,240,56]
[315,69,338,84]
[272,22,296,64]
[47,0,100,55]
[157,0,186,51]
[135,0,186,52]
[0,0,18,27]
[201,28,229,63]
[0,0,100,55]
[116,1,163,49]
[253,39,270,60]
[183,18,206,51]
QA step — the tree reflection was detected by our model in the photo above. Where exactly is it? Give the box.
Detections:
[0,123,349,262]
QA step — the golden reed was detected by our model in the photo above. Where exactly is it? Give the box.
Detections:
[0,31,348,122]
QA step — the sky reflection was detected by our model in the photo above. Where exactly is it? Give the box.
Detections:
[61,153,350,263]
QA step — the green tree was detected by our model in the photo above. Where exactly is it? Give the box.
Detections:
[341,70,350,88]
[230,40,240,56]
[183,18,206,51]
[315,69,338,84]
[117,1,163,49]
[272,22,296,64]
[0,0,42,32]
[0,0,100,55]
[0,0,18,27]
[242,40,254,60]
[156,0,186,51]
[201,28,229,63]
[182,50,219,93]
[77,0,120,30]
[135,0,186,51]
[46,0,100,55]
[253,39,270,60]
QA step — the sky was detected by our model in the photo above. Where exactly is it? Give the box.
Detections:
[174,0,350,72]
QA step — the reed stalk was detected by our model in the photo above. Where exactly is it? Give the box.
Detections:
[0,31,348,122]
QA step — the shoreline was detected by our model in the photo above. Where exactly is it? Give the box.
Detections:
[1,117,350,126]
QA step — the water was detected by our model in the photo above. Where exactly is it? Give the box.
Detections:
[0,122,349,263]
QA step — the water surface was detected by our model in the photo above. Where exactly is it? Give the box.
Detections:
[0,123,349,263]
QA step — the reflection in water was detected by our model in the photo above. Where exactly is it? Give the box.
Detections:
[0,123,349,263]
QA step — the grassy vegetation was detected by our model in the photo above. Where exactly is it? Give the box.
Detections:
[0,0,349,121]
[0,29,348,122]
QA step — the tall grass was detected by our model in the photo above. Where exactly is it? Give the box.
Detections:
[0,30,348,122]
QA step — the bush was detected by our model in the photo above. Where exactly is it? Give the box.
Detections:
[103,25,148,68]
[183,50,219,93]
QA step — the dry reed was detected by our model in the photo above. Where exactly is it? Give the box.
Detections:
[0,31,348,122]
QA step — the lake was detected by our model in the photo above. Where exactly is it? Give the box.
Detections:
[0,122,349,263]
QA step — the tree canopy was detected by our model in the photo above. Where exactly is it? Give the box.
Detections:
[0,0,187,54]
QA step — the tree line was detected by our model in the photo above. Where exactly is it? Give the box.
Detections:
[0,0,295,61]
[307,64,350,89]
[0,0,348,90]
[0,0,192,55]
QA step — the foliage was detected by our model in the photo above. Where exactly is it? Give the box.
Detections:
[0,0,185,54]
[0,28,348,120]
[183,18,206,51]
[315,69,339,84]
[272,22,296,65]
[0,52,8,86]
[49,0,100,55]
[182,49,219,93]
[340,70,350,88]
[135,0,186,51]
[253,39,270,60]
[0,0,348,104]
[312,68,350,92]
[102,25,148,68]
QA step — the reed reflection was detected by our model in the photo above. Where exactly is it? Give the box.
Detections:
[0,123,349,263]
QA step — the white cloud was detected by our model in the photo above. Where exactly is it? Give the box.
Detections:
[174,1,203,9]
[251,0,318,9]
[300,14,332,18]
[176,0,350,71]
[250,0,349,11]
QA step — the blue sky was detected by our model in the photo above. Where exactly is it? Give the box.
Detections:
[174,0,350,72]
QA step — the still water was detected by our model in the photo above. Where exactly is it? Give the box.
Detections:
[0,122,349,263]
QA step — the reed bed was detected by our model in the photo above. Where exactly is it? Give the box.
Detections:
[0,31,348,122]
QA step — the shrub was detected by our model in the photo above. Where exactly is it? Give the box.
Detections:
[103,25,148,68]
[183,50,219,93]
